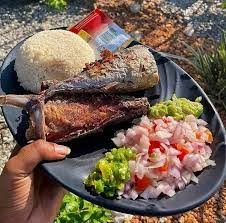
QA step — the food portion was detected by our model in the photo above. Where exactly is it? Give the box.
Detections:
[85,97,215,199]
[113,115,215,200]
[14,30,95,93]
[44,45,159,98]
[42,95,149,142]
[0,94,149,142]
[149,95,203,120]
[85,148,135,197]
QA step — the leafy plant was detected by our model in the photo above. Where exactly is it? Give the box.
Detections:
[45,0,68,9]
[184,30,226,110]
[161,30,226,110]
[221,0,226,9]
[55,193,113,223]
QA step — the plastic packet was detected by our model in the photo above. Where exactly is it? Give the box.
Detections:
[68,8,132,56]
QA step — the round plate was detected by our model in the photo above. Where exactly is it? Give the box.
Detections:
[0,37,226,217]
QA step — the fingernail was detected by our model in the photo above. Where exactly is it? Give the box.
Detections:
[55,145,71,155]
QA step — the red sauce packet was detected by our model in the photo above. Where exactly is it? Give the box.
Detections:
[68,8,132,55]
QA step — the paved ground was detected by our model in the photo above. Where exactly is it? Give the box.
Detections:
[161,0,226,40]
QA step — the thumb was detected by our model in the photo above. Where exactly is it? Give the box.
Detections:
[4,139,70,175]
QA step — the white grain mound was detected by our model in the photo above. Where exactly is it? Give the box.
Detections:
[14,30,95,93]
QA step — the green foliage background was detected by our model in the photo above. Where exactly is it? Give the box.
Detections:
[55,193,113,223]
[45,0,68,9]
[186,30,226,110]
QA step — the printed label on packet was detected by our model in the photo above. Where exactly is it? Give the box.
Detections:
[68,8,132,55]
[90,23,131,52]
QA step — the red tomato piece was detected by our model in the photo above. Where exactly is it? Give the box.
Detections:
[171,144,177,148]
[206,130,213,143]
[178,151,188,161]
[196,131,202,139]
[174,144,189,161]
[135,175,151,192]
[153,123,157,130]
[149,141,164,154]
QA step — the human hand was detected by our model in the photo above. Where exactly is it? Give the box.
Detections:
[0,139,71,223]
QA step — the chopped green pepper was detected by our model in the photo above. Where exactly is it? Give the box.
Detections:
[84,148,135,197]
[149,94,203,120]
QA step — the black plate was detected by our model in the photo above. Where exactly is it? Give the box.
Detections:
[0,38,226,217]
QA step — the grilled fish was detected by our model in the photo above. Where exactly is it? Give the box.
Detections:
[0,94,149,142]
[42,45,159,98]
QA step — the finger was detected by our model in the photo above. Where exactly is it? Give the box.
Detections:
[40,171,68,218]
[47,185,67,223]
[9,144,21,158]
[3,139,71,175]
[41,170,68,199]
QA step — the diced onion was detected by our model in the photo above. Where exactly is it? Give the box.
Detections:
[111,114,214,199]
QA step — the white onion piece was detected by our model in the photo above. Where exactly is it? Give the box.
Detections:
[181,170,192,185]
[166,189,176,197]
[135,163,145,179]
[147,158,166,169]
[197,119,207,126]
[169,166,181,178]
[140,186,162,199]
[206,159,216,166]
[168,146,181,156]
[191,173,199,184]
[112,132,126,147]
[129,189,139,200]
[177,180,186,190]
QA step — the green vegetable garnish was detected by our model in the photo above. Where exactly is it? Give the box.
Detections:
[149,94,203,120]
[55,193,113,223]
[46,0,67,9]
[84,148,135,197]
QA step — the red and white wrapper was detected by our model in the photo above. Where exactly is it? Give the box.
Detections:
[68,8,132,56]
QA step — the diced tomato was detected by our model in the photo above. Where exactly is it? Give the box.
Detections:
[175,144,185,150]
[174,144,189,161]
[159,146,165,153]
[135,175,151,192]
[156,162,168,172]
[206,130,213,143]
[171,144,177,148]
[196,131,202,139]
[178,150,188,161]
[196,130,213,143]
[149,141,164,154]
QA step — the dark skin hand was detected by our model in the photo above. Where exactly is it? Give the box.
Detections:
[0,139,71,223]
